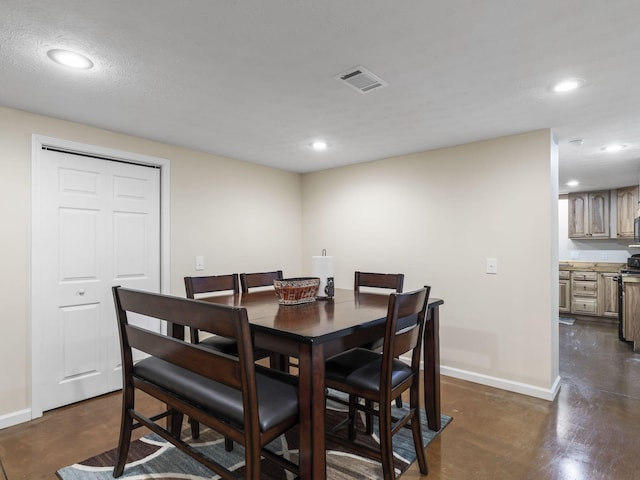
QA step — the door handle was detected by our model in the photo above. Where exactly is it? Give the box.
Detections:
[78,289,85,296]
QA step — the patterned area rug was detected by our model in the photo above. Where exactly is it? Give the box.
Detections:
[57,399,451,479]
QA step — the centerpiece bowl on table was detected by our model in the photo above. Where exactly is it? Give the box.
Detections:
[273,277,320,305]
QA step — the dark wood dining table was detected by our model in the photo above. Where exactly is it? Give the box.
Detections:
[201,288,444,479]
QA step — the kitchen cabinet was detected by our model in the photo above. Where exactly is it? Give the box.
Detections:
[559,262,624,320]
[571,271,598,315]
[559,270,571,313]
[568,191,610,239]
[616,185,639,239]
[598,272,618,318]
[622,277,640,352]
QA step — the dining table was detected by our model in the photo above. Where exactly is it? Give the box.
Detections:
[201,287,444,479]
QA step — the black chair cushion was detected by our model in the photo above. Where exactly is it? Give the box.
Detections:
[198,335,273,360]
[134,357,298,432]
[325,348,413,392]
[198,335,238,354]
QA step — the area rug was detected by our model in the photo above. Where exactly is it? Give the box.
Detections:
[56,399,451,479]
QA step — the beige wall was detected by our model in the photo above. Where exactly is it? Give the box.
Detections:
[0,106,303,423]
[0,104,559,427]
[302,129,559,397]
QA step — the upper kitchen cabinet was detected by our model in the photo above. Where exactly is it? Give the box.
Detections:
[568,191,610,239]
[616,185,639,239]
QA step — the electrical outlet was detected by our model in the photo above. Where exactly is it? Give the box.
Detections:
[195,256,205,271]
[486,258,498,274]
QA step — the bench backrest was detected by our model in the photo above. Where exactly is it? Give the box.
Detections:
[112,287,259,424]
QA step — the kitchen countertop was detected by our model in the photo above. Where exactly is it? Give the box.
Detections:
[559,261,625,272]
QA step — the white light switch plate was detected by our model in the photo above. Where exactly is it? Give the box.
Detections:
[195,256,205,271]
[486,258,498,274]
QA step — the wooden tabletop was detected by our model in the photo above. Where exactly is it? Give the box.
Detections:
[202,287,443,345]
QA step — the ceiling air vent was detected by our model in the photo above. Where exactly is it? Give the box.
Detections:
[335,66,388,94]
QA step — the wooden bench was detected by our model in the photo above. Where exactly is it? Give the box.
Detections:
[112,286,299,479]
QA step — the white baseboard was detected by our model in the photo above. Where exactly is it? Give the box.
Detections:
[441,365,562,401]
[0,368,560,432]
[398,354,562,401]
[0,408,32,430]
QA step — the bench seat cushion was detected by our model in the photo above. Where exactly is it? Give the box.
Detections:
[134,357,298,432]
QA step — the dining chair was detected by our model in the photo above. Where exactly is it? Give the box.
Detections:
[354,271,405,407]
[354,271,404,293]
[184,274,275,439]
[324,286,431,480]
[185,274,240,347]
[239,270,284,293]
[112,286,299,480]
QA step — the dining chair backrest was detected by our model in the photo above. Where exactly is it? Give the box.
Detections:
[184,274,240,344]
[111,286,299,479]
[354,271,404,293]
[114,287,254,393]
[185,274,240,298]
[240,270,284,293]
[383,286,430,366]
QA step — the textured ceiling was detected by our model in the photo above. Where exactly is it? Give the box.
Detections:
[1,0,639,193]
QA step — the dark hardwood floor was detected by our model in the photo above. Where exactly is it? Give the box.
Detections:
[1,320,639,479]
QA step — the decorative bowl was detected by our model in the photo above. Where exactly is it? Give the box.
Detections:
[273,277,320,305]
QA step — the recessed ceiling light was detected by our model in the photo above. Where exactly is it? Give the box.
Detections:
[47,49,94,69]
[566,180,579,187]
[601,144,627,153]
[552,78,584,93]
[311,140,328,151]
[568,138,584,146]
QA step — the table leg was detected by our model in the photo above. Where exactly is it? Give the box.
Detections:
[423,305,441,431]
[270,353,289,372]
[297,343,326,479]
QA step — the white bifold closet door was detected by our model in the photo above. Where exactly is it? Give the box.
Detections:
[37,148,161,411]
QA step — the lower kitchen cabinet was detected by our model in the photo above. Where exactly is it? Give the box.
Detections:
[560,263,623,321]
[571,271,598,315]
[623,278,640,351]
[598,272,619,318]
[559,270,571,313]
